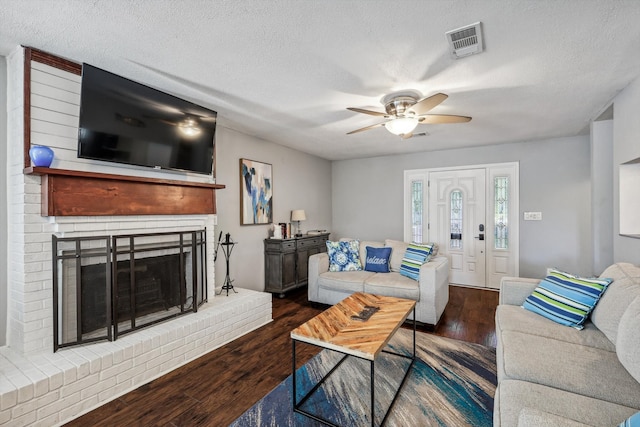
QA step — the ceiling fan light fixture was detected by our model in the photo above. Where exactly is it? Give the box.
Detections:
[385,117,419,136]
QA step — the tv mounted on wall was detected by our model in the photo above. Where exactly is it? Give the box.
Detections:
[78,63,217,176]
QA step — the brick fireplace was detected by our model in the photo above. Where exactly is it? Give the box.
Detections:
[0,183,272,426]
[0,47,273,425]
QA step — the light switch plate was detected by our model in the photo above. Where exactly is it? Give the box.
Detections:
[524,212,542,221]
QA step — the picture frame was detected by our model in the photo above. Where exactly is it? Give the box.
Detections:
[240,158,273,225]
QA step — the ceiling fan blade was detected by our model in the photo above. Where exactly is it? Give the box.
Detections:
[347,107,388,117]
[346,122,386,135]
[418,114,472,124]
[409,93,448,115]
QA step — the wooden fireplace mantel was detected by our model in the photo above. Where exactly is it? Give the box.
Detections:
[25,167,225,216]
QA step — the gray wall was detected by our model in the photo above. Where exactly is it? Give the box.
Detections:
[613,76,640,264]
[1,56,7,346]
[332,136,592,279]
[214,126,332,292]
[591,120,614,273]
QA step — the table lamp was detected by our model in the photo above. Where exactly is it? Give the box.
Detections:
[291,210,306,237]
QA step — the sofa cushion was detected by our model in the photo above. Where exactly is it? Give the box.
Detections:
[522,269,612,329]
[363,272,420,301]
[364,246,391,273]
[591,263,640,344]
[326,240,362,272]
[399,243,433,281]
[517,408,595,427]
[384,239,409,272]
[499,330,640,409]
[317,270,373,293]
[617,296,640,383]
[495,305,615,352]
[495,379,638,427]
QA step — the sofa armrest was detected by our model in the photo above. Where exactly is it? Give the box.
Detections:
[419,256,449,288]
[417,256,450,324]
[308,252,329,302]
[499,276,541,306]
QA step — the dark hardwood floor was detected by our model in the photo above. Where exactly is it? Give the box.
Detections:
[65,285,498,427]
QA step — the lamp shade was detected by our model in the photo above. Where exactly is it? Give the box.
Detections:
[291,210,306,221]
[385,117,419,135]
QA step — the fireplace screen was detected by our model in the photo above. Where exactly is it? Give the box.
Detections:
[53,230,207,352]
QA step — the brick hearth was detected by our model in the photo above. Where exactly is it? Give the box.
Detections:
[0,289,271,426]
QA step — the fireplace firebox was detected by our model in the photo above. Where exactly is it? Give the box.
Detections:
[52,230,207,351]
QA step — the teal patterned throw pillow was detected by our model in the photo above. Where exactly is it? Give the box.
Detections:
[326,240,362,272]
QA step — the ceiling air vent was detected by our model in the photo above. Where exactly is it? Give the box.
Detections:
[446,22,483,59]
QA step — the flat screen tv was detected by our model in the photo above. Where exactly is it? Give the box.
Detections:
[78,63,217,176]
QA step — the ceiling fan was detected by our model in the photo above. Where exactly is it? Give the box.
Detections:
[346,90,471,139]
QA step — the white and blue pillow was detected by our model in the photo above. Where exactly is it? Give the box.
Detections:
[399,243,433,281]
[522,269,612,330]
[326,240,362,272]
[364,246,392,273]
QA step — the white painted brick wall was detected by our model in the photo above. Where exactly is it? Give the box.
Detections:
[5,49,221,357]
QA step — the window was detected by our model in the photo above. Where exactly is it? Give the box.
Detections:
[450,190,462,249]
[494,176,509,249]
[411,180,423,242]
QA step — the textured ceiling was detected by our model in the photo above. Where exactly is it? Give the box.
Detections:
[1,0,640,161]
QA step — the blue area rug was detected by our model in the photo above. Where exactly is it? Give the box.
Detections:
[230,329,496,426]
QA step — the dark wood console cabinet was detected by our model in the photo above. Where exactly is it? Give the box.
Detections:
[264,233,330,297]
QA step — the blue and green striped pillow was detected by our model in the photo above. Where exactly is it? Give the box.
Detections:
[619,412,640,427]
[399,243,433,281]
[522,269,612,330]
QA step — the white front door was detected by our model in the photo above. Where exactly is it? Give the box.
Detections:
[405,162,519,289]
[429,169,487,287]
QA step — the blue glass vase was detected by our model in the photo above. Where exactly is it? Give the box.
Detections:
[29,145,54,167]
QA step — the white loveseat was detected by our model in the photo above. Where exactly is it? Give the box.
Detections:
[307,239,449,326]
[494,262,640,426]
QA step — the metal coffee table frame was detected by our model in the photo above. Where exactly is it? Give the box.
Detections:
[291,307,416,427]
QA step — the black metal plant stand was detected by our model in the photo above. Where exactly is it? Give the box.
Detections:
[216,233,238,296]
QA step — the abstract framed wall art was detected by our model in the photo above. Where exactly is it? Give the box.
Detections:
[240,158,273,225]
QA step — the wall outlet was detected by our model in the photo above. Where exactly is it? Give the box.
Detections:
[524,211,542,221]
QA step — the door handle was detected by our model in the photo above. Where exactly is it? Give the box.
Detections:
[475,234,484,241]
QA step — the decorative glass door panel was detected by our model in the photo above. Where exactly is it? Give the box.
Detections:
[450,190,463,249]
[494,176,509,250]
[411,180,423,243]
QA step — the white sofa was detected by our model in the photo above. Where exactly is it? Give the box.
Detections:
[494,262,640,426]
[308,239,449,326]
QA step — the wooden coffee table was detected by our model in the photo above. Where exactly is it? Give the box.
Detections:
[291,292,416,427]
